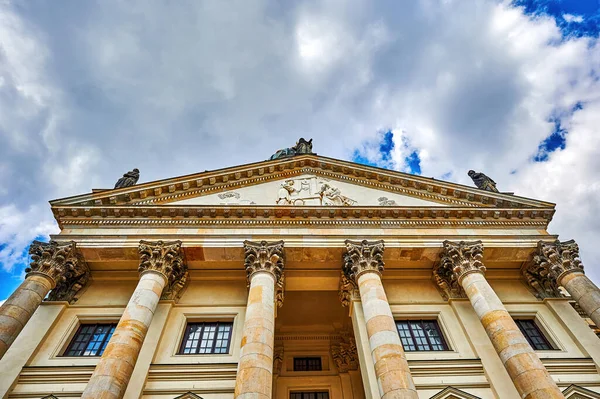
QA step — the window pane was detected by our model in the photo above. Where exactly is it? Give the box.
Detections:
[179,322,233,355]
[516,320,552,350]
[293,357,322,371]
[396,320,448,352]
[65,324,117,357]
[395,321,416,351]
[409,321,431,351]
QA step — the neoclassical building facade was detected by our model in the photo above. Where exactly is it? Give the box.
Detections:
[0,149,599,399]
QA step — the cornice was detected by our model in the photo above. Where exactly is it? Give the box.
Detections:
[49,155,555,210]
[52,205,553,229]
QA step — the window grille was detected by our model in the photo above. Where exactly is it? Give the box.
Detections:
[64,323,117,357]
[514,319,553,350]
[293,357,322,371]
[395,320,449,351]
[290,392,329,399]
[179,322,233,354]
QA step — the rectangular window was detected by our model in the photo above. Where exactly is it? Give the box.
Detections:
[515,319,553,350]
[395,320,449,351]
[178,322,233,354]
[64,323,117,357]
[290,392,329,399]
[293,357,322,371]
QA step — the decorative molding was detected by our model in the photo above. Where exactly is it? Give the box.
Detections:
[342,239,385,282]
[50,155,555,212]
[161,270,189,302]
[41,395,60,399]
[138,240,187,286]
[429,386,482,399]
[562,384,600,399]
[438,240,486,284]
[273,344,284,375]
[527,240,585,293]
[338,272,359,307]
[54,211,551,230]
[432,260,466,301]
[330,330,359,372]
[243,240,285,287]
[28,240,90,303]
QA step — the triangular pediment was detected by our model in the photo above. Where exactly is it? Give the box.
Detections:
[50,154,554,210]
[430,386,482,399]
[562,385,600,399]
[170,173,448,207]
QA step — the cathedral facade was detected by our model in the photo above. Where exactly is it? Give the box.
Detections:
[0,147,599,399]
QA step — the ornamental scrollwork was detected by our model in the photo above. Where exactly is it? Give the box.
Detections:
[243,240,285,285]
[330,330,359,373]
[28,240,90,302]
[524,240,584,298]
[138,240,187,286]
[342,239,385,282]
[438,240,486,284]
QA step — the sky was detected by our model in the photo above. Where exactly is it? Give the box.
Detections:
[0,0,599,301]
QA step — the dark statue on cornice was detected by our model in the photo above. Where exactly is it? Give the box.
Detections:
[269,138,314,160]
[114,168,140,189]
[468,170,499,193]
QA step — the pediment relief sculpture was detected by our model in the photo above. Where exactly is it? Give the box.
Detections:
[276,176,356,206]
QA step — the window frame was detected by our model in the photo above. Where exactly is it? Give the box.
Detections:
[290,392,330,399]
[293,357,323,372]
[395,319,450,352]
[177,321,234,355]
[514,319,555,350]
[62,323,117,357]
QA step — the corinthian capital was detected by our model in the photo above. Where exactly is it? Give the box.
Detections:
[525,240,584,297]
[342,239,384,282]
[27,241,88,297]
[138,240,187,286]
[243,240,285,284]
[438,240,486,284]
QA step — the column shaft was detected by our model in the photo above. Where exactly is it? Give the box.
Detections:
[357,272,417,399]
[234,271,276,399]
[81,271,166,399]
[461,272,564,399]
[560,272,600,327]
[0,274,54,358]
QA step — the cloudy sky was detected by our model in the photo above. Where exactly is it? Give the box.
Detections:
[0,0,599,300]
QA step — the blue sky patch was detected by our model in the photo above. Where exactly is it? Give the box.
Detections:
[513,0,600,37]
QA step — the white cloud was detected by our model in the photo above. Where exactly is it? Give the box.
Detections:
[563,14,584,23]
[0,0,598,286]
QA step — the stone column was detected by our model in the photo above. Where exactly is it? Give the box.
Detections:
[234,240,285,399]
[525,239,600,327]
[0,240,88,359]
[343,239,418,399]
[81,240,186,399]
[435,240,564,399]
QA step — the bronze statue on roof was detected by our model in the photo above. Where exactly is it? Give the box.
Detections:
[468,170,499,192]
[114,168,140,189]
[269,138,314,160]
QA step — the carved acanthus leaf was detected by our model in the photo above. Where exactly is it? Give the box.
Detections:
[439,240,486,284]
[342,239,385,282]
[273,344,284,375]
[161,270,189,301]
[138,240,187,286]
[28,241,90,302]
[433,260,466,300]
[331,331,359,373]
[527,240,584,295]
[339,272,358,307]
[243,240,285,285]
